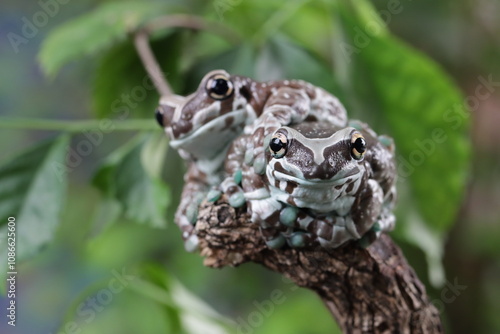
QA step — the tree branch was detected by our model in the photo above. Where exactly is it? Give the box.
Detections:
[195,200,443,333]
[133,15,241,97]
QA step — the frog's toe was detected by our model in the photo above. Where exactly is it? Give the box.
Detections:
[206,188,222,202]
[184,234,199,253]
[378,135,395,151]
[287,231,311,248]
[233,169,243,185]
[253,155,266,175]
[348,120,364,130]
[279,206,299,227]
[244,149,254,165]
[356,222,382,248]
[265,234,286,249]
[357,230,377,249]
[185,204,199,225]
[229,191,246,208]
[371,221,382,233]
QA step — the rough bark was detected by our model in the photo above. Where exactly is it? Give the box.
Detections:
[195,200,443,334]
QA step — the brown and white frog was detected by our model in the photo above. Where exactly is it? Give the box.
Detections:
[220,120,397,248]
[155,70,347,250]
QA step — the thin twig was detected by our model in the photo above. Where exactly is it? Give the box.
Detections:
[133,14,240,97]
[0,118,157,132]
[134,30,172,97]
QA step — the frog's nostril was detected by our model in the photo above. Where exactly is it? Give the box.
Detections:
[155,108,164,127]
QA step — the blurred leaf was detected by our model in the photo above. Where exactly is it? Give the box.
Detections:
[135,264,233,334]
[185,43,257,90]
[141,132,169,178]
[256,36,341,94]
[334,3,470,233]
[280,3,335,58]
[365,37,470,233]
[88,197,122,237]
[188,37,343,99]
[67,285,174,334]
[92,134,145,196]
[92,134,169,228]
[92,33,183,119]
[394,183,446,286]
[39,1,170,77]
[115,136,169,227]
[0,136,69,270]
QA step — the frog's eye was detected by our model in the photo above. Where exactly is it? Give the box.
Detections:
[206,74,234,100]
[269,132,288,158]
[155,108,164,127]
[351,132,366,160]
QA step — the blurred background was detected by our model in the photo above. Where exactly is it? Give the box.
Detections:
[0,0,499,333]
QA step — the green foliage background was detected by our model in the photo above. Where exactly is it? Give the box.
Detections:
[0,0,499,333]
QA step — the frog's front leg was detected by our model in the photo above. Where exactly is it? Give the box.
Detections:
[218,135,251,208]
[251,87,311,173]
[175,163,211,252]
[350,179,387,248]
[290,179,384,248]
[247,197,295,249]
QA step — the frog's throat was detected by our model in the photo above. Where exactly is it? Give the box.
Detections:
[268,167,361,187]
[267,168,362,213]
[169,108,247,160]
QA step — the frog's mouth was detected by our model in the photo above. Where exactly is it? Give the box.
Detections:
[169,108,247,160]
[268,169,361,213]
[269,167,361,188]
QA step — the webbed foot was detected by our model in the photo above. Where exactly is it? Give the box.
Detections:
[219,171,247,208]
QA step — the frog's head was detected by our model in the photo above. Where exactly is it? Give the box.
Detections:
[155,69,256,160]
[266,123,368,213]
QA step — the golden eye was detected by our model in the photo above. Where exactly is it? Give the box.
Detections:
[351,132,366,160]
[206,74,234,100]
[269,132,288,158]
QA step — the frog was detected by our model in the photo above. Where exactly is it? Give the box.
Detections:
[220,120,396,249]
[155,69,348,250]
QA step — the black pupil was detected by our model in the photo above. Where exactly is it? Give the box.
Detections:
[354,137,366,153]
[155,108,164,127]
[270,138,285,153]
[211,78,229,96]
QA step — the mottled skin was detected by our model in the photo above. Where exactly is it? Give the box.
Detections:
[155,70,347,250]
[222,120,396,248]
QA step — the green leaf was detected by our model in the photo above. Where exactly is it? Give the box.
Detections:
[134,264,233,333]
[185,43,257,89]
[88,197,122,237]
[115,143,169,227]
[92,134,145,196]
[0,135,69,267]
[38,1,170,77]
[188,38,343,99]
[394,182,446,286]
[334,4,470,233]
[141,132,169,179]
[256,36,342,94]
[92,33,183,119]
[92,134,169,228]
